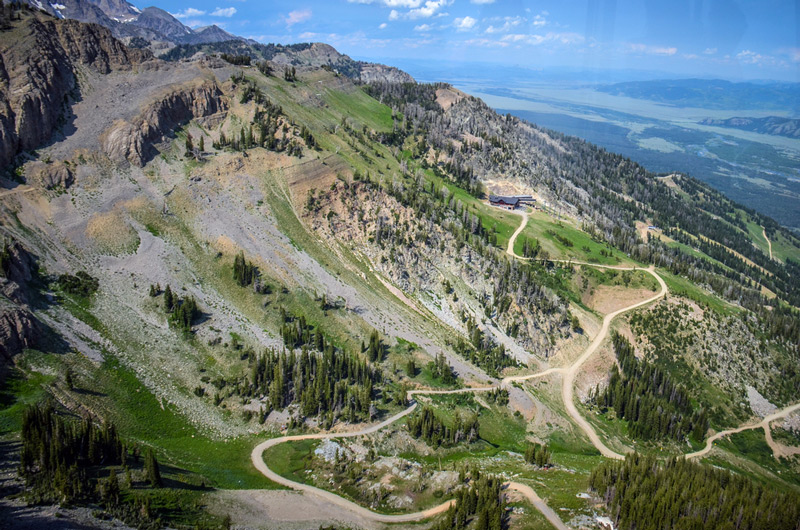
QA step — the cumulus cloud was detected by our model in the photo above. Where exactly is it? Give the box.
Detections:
[414,23,433,31]
[471,0,495,3]
[285,8,312,27]
[379,22,387,29]
[172,7,206,19]
[703,47,717,55]
[532,14,546,26]
[734,49,787,68]
[387,0,451,20]
[502,31,584,46]
[210,7,236,17]
[484,15,523,33]
[627,43,677,56]
[453,16,476,30]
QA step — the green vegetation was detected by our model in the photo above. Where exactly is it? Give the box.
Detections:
[430,472,506,530]
[406,405,479,448]
[262,439,318,484]
[523,442,552,468]
[57,271,99,297]
[247,316,382,424]
[590,453,800,530]
[592,332,709,442]
[17,404,225,529]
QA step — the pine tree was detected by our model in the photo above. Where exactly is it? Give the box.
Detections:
[144,449,162,488]
[163,284,174,312]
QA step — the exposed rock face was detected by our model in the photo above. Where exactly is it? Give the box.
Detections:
[0,301,38,362]
[102,80,228,166]
[26,161,74,189]
[1,239,38,305]
[0,12,153,169]
[358,63,415,84]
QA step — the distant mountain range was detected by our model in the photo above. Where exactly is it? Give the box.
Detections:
[598,79,800,112]
[24,0,242,45]
[699,116,800,138]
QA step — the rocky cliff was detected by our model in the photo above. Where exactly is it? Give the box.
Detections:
[0,300,38,362]
[101,80,228,166]
[0,10,153,169]
[358,62,415,84]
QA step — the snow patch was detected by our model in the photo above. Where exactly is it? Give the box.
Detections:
[50,3,66,9]
[131,6,141,13]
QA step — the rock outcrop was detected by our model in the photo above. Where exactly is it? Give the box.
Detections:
[0,301,38,362]
[26,161,75,189]
[1,239,38,305]
[358,63,415,84]
[0,11,153,169]
[101,80,228,166]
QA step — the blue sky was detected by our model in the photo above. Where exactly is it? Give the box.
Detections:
[153,0,799,81]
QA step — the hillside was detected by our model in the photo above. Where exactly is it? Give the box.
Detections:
[699,116,800,138]
[1,5,800,530]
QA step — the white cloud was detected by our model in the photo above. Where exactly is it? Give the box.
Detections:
[703,47,717,55]
[414,23,433,31]
[454,16,476,30]
[347,0,423,6]
[210,7,236,17]
[626,43,677,56]
[172,7,206,19]
[502,32,584,46]
[285,8,312,27]
[379,22,387,29]
[484,16,523,34]
[299,32,318,40]
[464,37,508,47]
[470,0,495,3]
[734,49,788,68]
[387,0,451,20]
[532,14,546,26]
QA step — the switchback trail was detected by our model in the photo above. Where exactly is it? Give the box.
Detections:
[252,208,797,527]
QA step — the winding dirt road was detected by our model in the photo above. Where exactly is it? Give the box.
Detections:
[251,209,798,528]
[686,402,800,459]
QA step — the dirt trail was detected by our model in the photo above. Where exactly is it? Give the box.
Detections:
[0,185,35,199]
[251,212,797,528]
[507,208,528,257]
[686,402,800,459]
[561,265,667,460]
[507,482,570,530]
[252,387,568,526]
[763,227,773,260]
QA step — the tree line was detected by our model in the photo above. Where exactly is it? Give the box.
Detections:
[406,405,479,447]
[429,472,506,530]
[590,453,800,530]
[592,332,708,442]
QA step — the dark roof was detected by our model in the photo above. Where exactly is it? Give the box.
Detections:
[489,195,520,205]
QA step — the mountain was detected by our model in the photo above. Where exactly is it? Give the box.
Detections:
[699,116,800,138]
[1,5,800,530]
[22,0,243,45]
[161,40,415,83]
[598,78,800,112]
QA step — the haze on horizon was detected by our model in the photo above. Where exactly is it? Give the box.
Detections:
[154,0,800,83]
